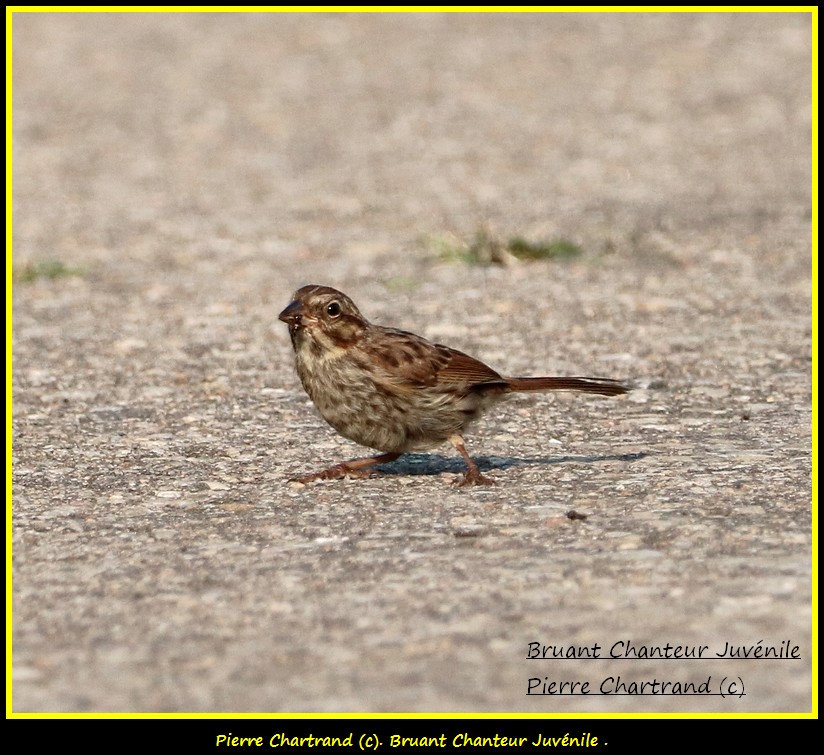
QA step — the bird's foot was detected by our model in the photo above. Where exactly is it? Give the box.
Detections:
[455,468,496,487]
[290,465,380,484]
[289,452,402,484]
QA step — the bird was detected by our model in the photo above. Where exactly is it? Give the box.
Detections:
[279,284,628,485]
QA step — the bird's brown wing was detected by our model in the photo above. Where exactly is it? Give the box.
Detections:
[433,346,507,386]
[363,327,506,390]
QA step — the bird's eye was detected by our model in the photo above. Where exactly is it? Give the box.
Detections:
[326,302,341,317]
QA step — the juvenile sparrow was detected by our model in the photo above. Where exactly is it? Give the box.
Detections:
[279,285,628,485]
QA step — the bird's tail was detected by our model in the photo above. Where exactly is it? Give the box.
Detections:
[506,376,628,396]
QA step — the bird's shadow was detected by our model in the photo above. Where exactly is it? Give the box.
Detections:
[375,451,648,478]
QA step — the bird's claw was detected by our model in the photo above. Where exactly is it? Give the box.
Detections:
[455,469,496,487]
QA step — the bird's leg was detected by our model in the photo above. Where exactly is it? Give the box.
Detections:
[290,452,402,484]
[449,435,495,486]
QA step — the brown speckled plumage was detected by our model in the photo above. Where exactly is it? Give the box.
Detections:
[279,285,628,485]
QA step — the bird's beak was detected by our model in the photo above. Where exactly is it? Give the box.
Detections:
[279,299,307,330]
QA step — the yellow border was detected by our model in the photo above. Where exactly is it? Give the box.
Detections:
[5,711,814,718]
[7,4,818,721]
[5,2,13,726]
[5,5,822,12]
[810,0,820,728]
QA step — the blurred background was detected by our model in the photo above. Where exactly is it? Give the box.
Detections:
[13,13,810,285]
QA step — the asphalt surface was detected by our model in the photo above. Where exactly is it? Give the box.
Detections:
[11,12,813,713]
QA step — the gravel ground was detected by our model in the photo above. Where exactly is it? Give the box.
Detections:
[11,12,813,713]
